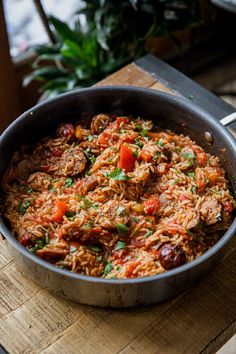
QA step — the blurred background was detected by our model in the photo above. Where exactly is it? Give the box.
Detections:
[1,0,236,132]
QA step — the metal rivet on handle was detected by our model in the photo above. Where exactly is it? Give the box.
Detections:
[204,132,214,144]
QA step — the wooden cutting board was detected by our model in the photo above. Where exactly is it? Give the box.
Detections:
[0,56,236,354]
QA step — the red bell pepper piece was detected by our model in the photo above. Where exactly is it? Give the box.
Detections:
[116,117,130,128]
[144,196,160,215]
[52,200,68,223]
[119,144,135,172]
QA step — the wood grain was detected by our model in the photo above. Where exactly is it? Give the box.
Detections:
[0,61,235,354]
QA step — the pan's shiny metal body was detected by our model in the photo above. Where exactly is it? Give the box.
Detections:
[0,87,235,307]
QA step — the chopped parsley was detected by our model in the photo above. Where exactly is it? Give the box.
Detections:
[70,246,77,253]
[133,149,139,158]
[103,262,113,276]
[120,129,125,134]
[116,223,129,233]
[188,172,195,178]
[135,138,144,149]
[188,94,194,100]
[191,186,197,193]
[97,256,103,262]
[65,211,76,220]
[114,241,126,251]
[156,140,164,147]
[64,178,74,188]
[28,236,49,253]
[87,135,95,142]
[27,187,34,194]
[116,206,126,216]
[83,221,94,229]
[141,129,149,141]
[77,195,99,210]
[91,246,102,252]
[134,124,142,131]
[144,230,153,238]
[105,168,129,181]
[133,217,140,223]
[153,151,160,161]
[53,178,59,183]
[49,187,55,193]
[18,200,31,215]
[186,229,195,237]
[84,148,96,165]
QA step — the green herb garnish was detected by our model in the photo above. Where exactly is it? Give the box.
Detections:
[97,256,103,262]
[84,148,96,165]
[114,241,126,251]
[105,168,129,181]
[28,236,49,253]
[133,149,139,158]
[18,200,31,215]
[27,187,34,194]
[53,178,59,183]
[77,195,98,210]
[103,262,113,276]
[190,186,197,193]
[49,187,55,193]
[188,172,195,178]
[116,223,129,233]
[83,221,94,229]
[120,129,125,134]
[135,124,142,131]
[70,246,77,253]
[144,230,153,238]
[64,178,74,188]
[65,211,76,220]
[135,138,144,149]
[87,135,95,142]
[159,140,165,147]
[116,206,126,216]
[133,217,140,223]
[91,246,102,252]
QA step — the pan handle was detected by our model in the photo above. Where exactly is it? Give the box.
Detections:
[220,112,236,126]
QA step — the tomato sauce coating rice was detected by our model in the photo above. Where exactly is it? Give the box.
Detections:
[1,114,235,278]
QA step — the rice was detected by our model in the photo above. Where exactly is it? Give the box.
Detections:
[1,114,235,279]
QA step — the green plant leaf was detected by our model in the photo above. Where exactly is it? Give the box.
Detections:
[60,39,83,58]
[23,67,67,87]
[49,16,79,43]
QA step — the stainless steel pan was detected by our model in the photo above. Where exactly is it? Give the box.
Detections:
[0,86,235,307]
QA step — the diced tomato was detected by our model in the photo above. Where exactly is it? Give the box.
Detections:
[62,124,75,138]
[223,201,233,213]
[52,148,63,157]
[97,131,111,147]
[144,196,160,215]
[197,151,207,166]
[119,144,135,172]
[116,117,130,128]
[167,225,190,240]
[139,150,152,162]
[75,180,83,188]
[52,200,68,223]
[90,227,102,234]
[125,261,141,278]
[197,178,206,191]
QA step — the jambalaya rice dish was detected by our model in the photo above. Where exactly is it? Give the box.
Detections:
[1,114,235,278]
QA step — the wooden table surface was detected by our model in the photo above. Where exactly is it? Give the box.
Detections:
[0,55,236,354]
